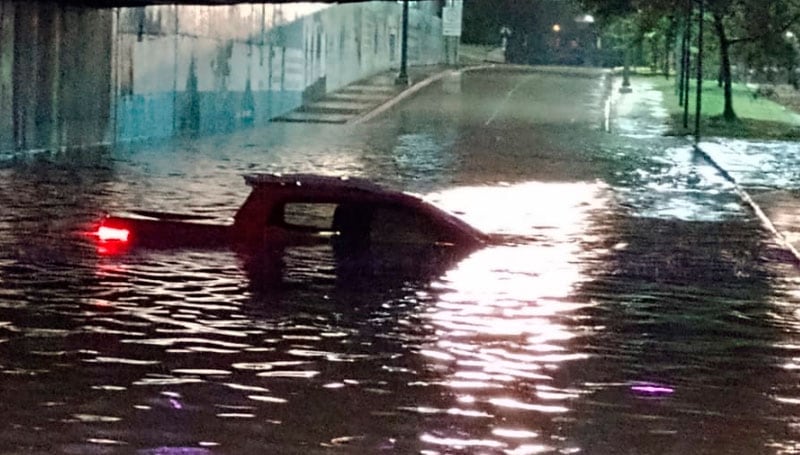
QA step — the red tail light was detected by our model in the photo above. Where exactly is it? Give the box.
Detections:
[96,225,130,243]
[90,218,132,255]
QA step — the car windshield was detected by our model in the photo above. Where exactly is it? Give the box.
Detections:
[2,0,800,453]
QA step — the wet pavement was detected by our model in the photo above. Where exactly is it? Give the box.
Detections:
[2,68,800,454]
[698,139,800,262]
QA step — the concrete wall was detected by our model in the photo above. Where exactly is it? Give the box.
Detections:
[112,4,316,141]
[0,1,445,155]
[113,2,444,142]
[0,3,113,154]
[0,2,14,152]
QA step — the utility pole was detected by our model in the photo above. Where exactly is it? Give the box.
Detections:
[678,8,687,107]
[695,0,704,143]
[396,0,409,86]
[682,0,692,128]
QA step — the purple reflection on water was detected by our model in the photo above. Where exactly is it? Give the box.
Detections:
[631,382,675,396]
[138,448,212,455]
[169,398,183,410]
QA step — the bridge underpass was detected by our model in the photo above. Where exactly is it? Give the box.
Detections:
[0,1,449,157]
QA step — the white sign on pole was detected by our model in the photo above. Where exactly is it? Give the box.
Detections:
[442,5,462,37]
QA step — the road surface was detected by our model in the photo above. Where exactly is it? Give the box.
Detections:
[0,67,798,454]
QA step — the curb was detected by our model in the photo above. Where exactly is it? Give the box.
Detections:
[693,143,800,265]
[350,64,497,125]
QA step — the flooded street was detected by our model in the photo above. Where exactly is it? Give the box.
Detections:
[2,69,800,454]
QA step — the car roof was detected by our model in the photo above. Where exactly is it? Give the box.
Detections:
[241,173,488,243]
[243,173,394,195]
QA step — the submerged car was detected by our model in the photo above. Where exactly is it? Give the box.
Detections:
[92,173,488,254]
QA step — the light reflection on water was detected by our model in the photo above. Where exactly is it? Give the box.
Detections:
[413,182,612,451]
[2,70,800,454]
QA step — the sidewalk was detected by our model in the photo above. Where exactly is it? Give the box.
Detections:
[608,75,800,265]
[695,140,800,263]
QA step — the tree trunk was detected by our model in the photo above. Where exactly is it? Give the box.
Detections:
[713,13,737,121]
[664,43,671,79]
[665,17,676,79]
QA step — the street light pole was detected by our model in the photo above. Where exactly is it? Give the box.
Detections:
[620,47,632,93]
[620,21,632,93]
[396,0,409,86]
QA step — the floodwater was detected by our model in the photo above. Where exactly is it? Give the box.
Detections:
[2,69,800,454]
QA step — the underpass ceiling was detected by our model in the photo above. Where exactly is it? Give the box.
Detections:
[52,0,358,7]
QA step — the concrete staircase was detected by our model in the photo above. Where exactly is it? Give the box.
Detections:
[273,73,403,124]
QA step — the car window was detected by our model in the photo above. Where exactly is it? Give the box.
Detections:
[281,202,337,231]
[369,205,441,244]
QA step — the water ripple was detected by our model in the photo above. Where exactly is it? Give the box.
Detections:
[0,70,798,454]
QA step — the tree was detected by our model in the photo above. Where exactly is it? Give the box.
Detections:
[582,0,800,122]
[641,16,679,78]
[464,0,597,64]
[707,0,800,121]
[580,0,681,73]
[461,0,503,44]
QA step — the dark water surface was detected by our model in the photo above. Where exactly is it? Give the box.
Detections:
[2,71,800,454]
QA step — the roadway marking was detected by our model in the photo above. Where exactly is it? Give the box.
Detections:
[484,75,534,126]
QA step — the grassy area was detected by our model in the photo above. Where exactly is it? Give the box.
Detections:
[645,75,800,140]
